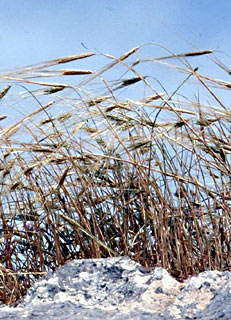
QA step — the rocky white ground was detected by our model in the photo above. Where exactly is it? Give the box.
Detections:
[0,256,230,319]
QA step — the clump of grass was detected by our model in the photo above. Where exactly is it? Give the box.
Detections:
[0,44,231,303]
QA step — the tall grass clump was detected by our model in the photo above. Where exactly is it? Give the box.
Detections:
[0,44,231,304]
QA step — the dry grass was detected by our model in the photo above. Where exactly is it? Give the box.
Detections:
[0,44,231,304]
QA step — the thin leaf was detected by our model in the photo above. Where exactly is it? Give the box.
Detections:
[60,214,117,256]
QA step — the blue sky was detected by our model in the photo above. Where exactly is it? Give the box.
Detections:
[0,0,231,69]
[0,0,231,129]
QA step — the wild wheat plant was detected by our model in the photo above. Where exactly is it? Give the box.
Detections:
[0,44,230,304]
